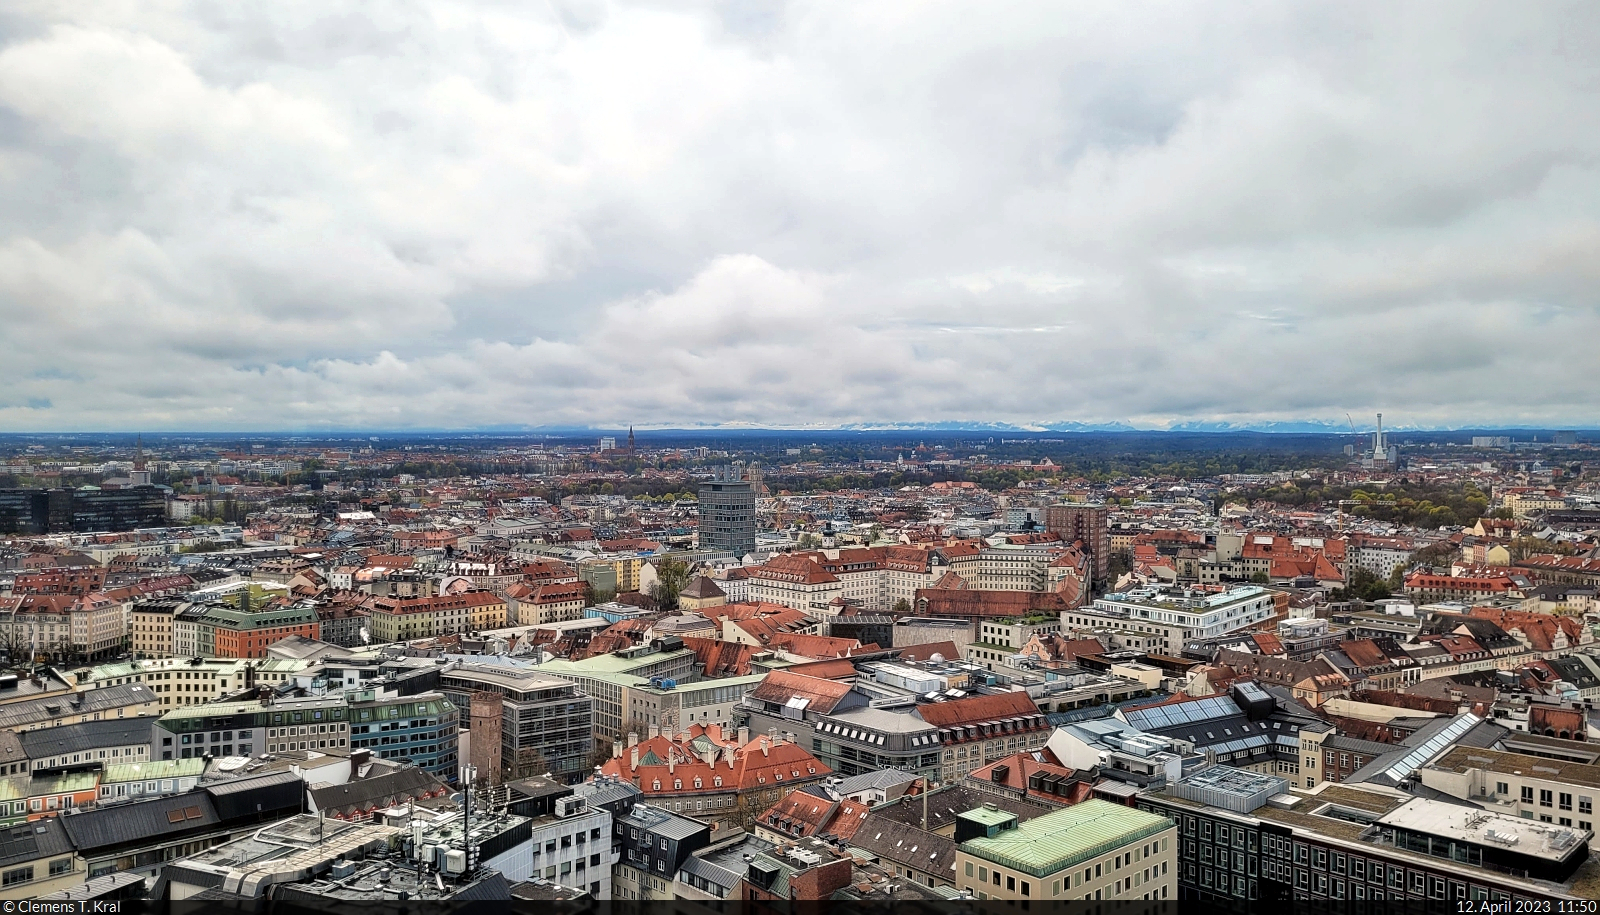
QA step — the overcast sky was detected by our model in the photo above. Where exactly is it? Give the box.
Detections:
[2,2,1598,432]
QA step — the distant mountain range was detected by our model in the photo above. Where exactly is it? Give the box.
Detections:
[14,419,1587,437]
[599,419,1597,434]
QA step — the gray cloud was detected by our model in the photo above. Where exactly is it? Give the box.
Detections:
[1,1,1598,431]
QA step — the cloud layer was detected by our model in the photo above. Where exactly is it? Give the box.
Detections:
[2,1,1598,431]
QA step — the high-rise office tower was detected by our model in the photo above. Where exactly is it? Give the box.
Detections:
[698,469,756,557]
[1045,502,1110,585]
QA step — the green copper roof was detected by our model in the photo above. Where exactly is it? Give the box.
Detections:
[31,770,99,793]
[959,799,1174,877]
[103,758,207,782]
[536,649,691,675]
[158,695,343,720]
[959,805,1018,827]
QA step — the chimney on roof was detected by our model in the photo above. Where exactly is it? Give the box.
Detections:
[738,726,750,745]
[613,740,623,760]
[761,738,770,758]
[631,746,639,770]
[628,732,639,748]
[649,724,660,740]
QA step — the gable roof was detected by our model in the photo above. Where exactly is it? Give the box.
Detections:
[0,816,74,869]
[852,818,958,878]
[781,658,861,680]
[758,788,871,842]
[681,636,760,677]
[60,791,221,853]
[894,641,963,664]
[748,671,855,714]
[17,718,154,759]
[309,767,447,816]
[1341,638,1393,670]
[913,588,1073,619]
[916,690,1041,729]
[681,576,727,600]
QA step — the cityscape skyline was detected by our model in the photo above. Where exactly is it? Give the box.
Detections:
[4,1,1600,906]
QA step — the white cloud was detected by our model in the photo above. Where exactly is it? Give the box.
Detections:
[0,1,1598,430]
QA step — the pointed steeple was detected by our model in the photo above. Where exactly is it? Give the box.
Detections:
[129,434,153,486]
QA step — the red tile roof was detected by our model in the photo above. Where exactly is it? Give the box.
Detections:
[1342,638,1392,670]
[680,636,761,677]
[913,588,1074,619]
[1528,705,1585,737]
[1250,632,1285,656]
[758,789,872,841]
[895,641,962,663]
[748,554,841,585]
[601,733,831,795]
[968,750,1093,806]
[748,671,856,713]
[916,690,1041,729]
[769,632,866,660]
[781,658,861,680]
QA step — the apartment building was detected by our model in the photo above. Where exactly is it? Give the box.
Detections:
[955,799,1176,901]
[599,729,831,829]
[17,719,152,774]
[1044,503,1110,583]
[368,594,439,642]
[974,540,1063,592]
[1420,746,1597,833]
[130,598,182,658]
[152,695,349,761]
[1066,586,1278,655]
[746,555,844,619]
[505,582,585,626]
[613,801,713,900]
[0,683,160,733]
[346,687,460,778]
[204,603,320,659]
[437,664,594,783]
[1138,770,1595,903]
[76,656,306,710]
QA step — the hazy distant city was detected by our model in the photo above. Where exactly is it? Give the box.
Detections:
[0,426,1596,904]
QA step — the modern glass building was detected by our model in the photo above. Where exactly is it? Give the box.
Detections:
[346,688,460,778]
[697,479,756,557]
